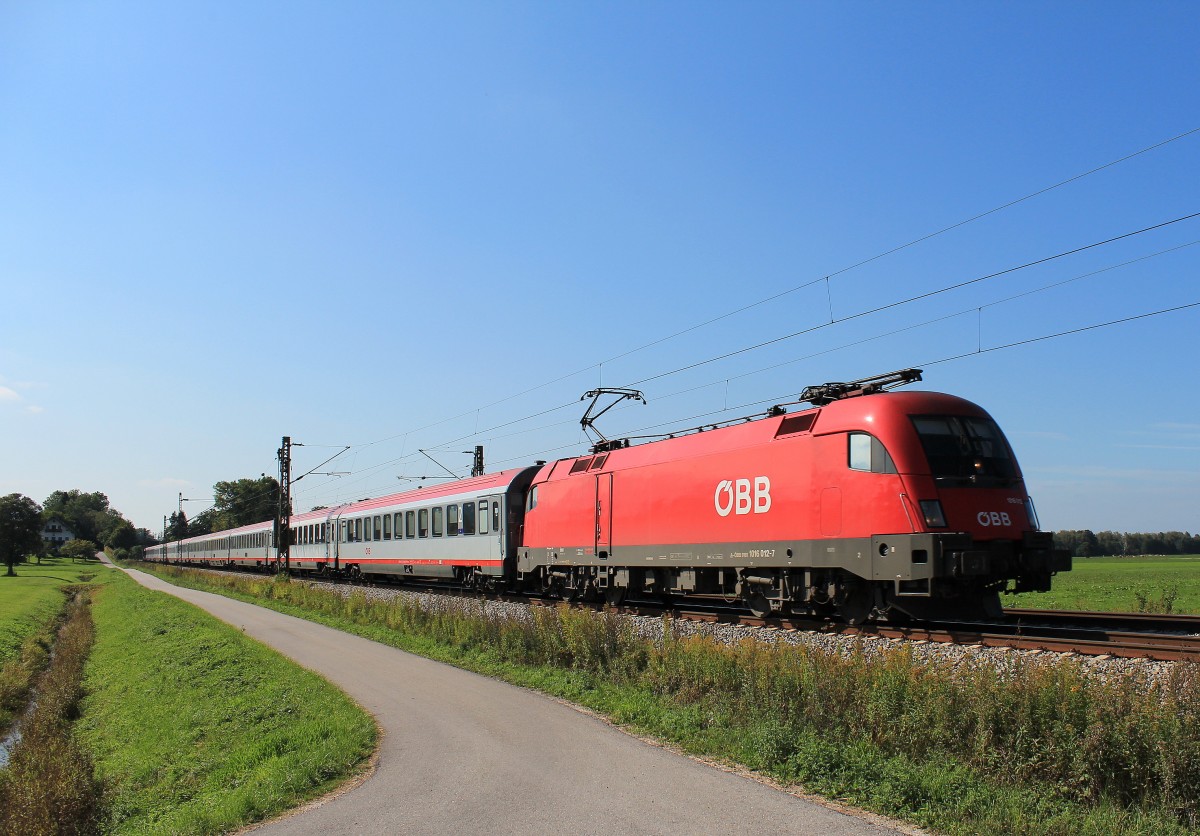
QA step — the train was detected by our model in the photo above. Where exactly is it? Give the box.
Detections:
[144,369,1071,623]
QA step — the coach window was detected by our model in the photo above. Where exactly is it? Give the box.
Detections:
[393,512,402,539]
[492,501,500,533]
[383,514,391,540]
[321,523,327,543]
[462,502,475,535]
[354,518,362,542]
[447,504,459,536]
[478,500,489,534]
[418,509,429,537]
[849,432,897,474]
[373,516,382,540]
[340,521,347,542]
[432,506,444,537]
[406,510,415,538]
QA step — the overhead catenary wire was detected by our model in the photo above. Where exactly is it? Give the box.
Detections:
[462,298,1200,473]
[326,128,1200,455]
[598,126,1200,367]
[626,210,1200,387]
[195,129,1200,519]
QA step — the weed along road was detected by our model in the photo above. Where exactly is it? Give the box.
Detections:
[112,563,904,836]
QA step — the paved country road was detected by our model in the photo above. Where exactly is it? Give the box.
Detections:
[108,561,909,835]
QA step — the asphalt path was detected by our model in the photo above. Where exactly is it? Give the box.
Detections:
[109,561,907,835]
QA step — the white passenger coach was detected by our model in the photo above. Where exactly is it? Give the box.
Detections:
[145,467,540,587]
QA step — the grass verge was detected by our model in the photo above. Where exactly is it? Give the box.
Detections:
[75,569,377,834]
[137,563,1200,835]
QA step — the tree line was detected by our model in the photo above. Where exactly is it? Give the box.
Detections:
[1053,529,1200,557]
[0,489,158,575]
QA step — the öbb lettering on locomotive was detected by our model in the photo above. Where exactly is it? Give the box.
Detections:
[714,477,772,517]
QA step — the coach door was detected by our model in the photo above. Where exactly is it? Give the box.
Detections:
[595,473,613,559]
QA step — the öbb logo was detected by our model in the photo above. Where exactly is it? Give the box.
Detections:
[977,511,1012,527]
[714,477,772,517]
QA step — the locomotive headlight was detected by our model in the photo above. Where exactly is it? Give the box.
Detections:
[919,500,947,528]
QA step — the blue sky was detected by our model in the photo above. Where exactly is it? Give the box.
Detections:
[1,2,1197,536]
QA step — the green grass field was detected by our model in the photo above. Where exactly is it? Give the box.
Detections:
[1007,555,1200,614]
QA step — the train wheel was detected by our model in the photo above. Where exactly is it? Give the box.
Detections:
[745,591,773,619]
[839,583,873,625]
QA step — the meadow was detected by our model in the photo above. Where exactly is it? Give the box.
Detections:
[1007,555,1200,614]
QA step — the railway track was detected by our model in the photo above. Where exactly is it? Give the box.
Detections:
[602,601,1200,661]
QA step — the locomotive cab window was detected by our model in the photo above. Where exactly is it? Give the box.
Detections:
[911,415,1017,486]
[527,485,538,511]
[849,433,897,474]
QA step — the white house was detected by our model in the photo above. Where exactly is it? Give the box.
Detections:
[41,517,76,547]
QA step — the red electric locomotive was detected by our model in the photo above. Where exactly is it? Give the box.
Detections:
[516,369,1070,622]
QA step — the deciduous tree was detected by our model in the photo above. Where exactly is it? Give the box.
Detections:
[209,477,280,531]
[60,539,99,562]
[0,493,43,576]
